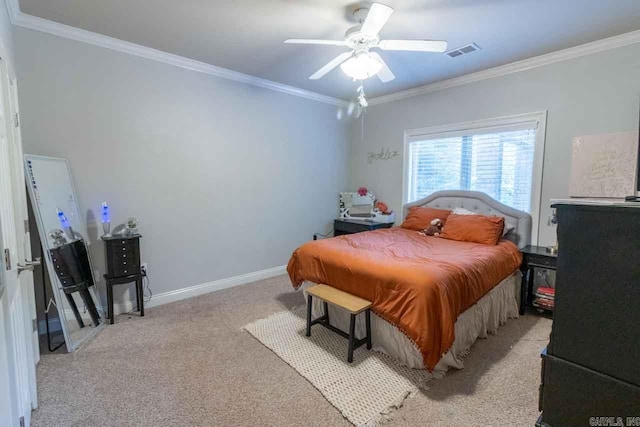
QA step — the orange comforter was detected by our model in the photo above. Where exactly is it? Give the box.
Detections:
[287,227,522,370]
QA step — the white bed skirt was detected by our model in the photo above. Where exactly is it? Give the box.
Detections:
[301,271,520,371]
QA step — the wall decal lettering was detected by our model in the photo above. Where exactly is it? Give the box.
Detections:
[367,148,399,164]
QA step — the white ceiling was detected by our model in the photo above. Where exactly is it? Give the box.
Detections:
[18,0,640,100]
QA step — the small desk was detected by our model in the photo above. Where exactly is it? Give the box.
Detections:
[519,245,557,315]
[334,218,393,236]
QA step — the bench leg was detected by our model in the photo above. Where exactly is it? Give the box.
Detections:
[323,301,329,326]
[365,309,372,350]
[306,294,312,337]
[347,313,356,363]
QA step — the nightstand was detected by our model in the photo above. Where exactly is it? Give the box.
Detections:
[102,234,143,324]
[333,218,393,236]
[519,245,557,315]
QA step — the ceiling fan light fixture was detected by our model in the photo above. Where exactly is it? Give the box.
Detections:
[340,53,382,80]
[286,3,446,84]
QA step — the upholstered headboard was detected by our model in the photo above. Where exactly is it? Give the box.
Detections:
[403,190,532,248]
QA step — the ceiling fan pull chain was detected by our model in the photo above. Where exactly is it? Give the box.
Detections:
[360,79,364,141]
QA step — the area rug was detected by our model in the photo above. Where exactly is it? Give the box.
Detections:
[244,307,433,426]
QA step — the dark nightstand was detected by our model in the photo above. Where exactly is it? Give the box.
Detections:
[102,234,143,324]
[519,245,557,315]
[334,218,394,236]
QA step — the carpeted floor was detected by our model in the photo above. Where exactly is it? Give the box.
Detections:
[31,275,551,426]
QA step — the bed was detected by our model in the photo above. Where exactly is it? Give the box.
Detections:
[287,190,532,371]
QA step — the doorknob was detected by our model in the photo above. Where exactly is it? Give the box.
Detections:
[17,257,41,275]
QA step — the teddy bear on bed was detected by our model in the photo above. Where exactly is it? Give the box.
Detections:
[420,218,444,237]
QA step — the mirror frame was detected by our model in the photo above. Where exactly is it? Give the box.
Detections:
[24,154,104,352]
[339,191,376,218]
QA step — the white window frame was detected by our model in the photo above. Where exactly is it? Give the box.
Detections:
[402,111,547,244]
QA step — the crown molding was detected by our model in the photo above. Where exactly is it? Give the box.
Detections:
[5,0,348,108]
[4,0,17,23]
[6,0,640,108]
[369,29,640,106]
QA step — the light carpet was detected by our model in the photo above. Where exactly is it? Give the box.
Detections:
[245,308,433,426]
[31,274,551,426]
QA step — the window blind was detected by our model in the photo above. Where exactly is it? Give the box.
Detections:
[407,128,537,212]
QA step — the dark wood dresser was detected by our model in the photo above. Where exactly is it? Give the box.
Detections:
[102,234,143,324]
[538,202,640,426]
[333,218,393,236]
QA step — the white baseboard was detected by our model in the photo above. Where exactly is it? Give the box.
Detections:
[42,265,287,321]
[114,265,287,315]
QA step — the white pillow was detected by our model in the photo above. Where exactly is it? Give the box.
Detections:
[451,207,515,237]
[452,207,477,216]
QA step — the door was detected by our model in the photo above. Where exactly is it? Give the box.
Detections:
[0,54,37,426]
[8,74,39,369]
[8,68,39,403]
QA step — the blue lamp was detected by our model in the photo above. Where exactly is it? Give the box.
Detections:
[101,201,111,237]
[56,208,75,240]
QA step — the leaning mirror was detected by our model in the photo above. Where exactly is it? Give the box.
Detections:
[24,155,104,352]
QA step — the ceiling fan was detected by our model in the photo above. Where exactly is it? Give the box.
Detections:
[284,3,447,83]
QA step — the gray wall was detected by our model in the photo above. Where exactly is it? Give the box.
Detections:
[351,43,640,246]
[15,22,640,306]
[15,27,350,302]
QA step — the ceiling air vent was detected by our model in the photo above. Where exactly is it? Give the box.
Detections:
[445,43,481,58]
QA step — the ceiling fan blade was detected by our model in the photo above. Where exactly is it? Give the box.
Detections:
[284,39,347,47]
[369,52,395,83]
[309,52,353,80]
[360,3,394,37]
[378,40,448,52]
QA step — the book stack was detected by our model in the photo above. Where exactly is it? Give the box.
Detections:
[533,286,555,311]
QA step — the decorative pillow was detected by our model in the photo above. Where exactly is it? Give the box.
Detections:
[502,222,516,237]
[451,207,515,236]
[439,213,505,245]
[401,207,451,231]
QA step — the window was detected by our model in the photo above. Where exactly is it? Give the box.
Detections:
[403,113,546,238]
[407,129,536,211]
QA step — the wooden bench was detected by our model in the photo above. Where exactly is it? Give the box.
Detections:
[305,284,373,363]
